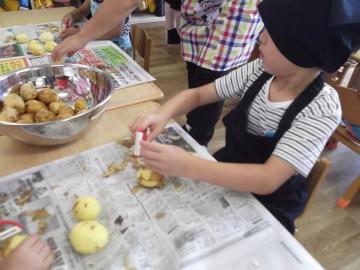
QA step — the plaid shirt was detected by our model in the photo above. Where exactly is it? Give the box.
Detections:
[180,0,263,71]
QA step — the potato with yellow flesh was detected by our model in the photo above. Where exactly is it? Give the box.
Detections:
[4,93,25,113]
[17,113,34,124]
[38,88,59,104]
[29,43,45,56]
[69,221,109,255]
[3,234,27,256]
[35,109,56,123]
[20,82,37,101]
[15,33,29,44]
[44,41,57,52]
[0,107,19,122]
[25,100,48,114]
[74,98,87,113]
[57,106,74,120]
[137,168,164,188]
[73,196,101,221]
[28,39,40,47]
[39,31,54,43]
[49,100,65,114]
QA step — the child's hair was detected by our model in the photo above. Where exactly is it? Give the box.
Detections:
[258,0,360,73]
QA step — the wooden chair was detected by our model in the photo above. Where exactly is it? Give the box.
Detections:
[298,158,332,218]
[332,85,360,208]
[131,25,152,72]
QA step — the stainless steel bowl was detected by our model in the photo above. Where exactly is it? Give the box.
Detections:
[0,64,113,145]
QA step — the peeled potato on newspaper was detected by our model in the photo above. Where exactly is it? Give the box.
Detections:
[29,43,45,56]
[15,33,29,44]
[44,41,57,52]
[69,221,109,255]
[39,31,54,43]
[73,196,101,221]
[137,168,165,188]
[3,234,27,256]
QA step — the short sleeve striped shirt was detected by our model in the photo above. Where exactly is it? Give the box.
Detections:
[215,59,342,176]
[180,0,263,71]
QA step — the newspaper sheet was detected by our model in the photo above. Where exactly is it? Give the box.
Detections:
[0,123,322,270]
[0,22,155,89]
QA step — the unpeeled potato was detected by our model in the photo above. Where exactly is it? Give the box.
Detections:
[57,106,74,120]
[25,100,48,114]
[0,107,19,122]
[4,93,25,113]
[34,109,56,123]
[20,83,37,101]
[74,98,87,113]
[37,88,59,104]
[18,113,34,124]
[49,101,65,114]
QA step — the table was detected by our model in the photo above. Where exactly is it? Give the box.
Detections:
[0,7,164,110]
[0,101,160,177]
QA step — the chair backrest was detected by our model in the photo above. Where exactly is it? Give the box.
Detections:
[131,25,152,72]
[334,85,360,125]
[302,158,332,216]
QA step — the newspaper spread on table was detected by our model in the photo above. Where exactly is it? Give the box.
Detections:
[0,23,155,89]
[0,123,322,270]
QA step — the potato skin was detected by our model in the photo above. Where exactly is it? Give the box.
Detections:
[37,88,59,104]
[4,94,25,113]
[57,106,74,120]
[25,100,48,114]
[20,83,37,101]
[74,98,88,113]
[34,109,56,123]
[17,113,34,124]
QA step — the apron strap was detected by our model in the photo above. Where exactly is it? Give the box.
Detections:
[274,73,324,140]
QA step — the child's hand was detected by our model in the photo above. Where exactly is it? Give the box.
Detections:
[0,235,54,270]
[140,140,194,177]
[130,112,169,141]
[60,27,80,39]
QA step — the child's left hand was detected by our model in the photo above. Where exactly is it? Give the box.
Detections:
[140,140,194,177]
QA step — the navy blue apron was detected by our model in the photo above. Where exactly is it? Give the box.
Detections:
[214,72,324,234]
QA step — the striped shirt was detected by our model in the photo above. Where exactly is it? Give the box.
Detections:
[215,59,342,176]
[180,0,263,71]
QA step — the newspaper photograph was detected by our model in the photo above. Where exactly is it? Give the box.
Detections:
[0,123,319,270]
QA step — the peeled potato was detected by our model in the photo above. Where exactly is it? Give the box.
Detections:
[4,93,25,113]
[73,196,101,221]
[39,31,54,43]
[25,100,48,114]
[48,100,65,114]
[38,88,59,104]
[34,109,56,123]
[15,33,29,44]
[69,221,109,255]
[4,234,27,256]
[44,41,57,52]
[137,168,164,188]
[57,106,74,120]
[29,43,45,56]
[28,39,40,47]
[0,106,19,122]
[18,113,34,124]
[20,82,37,101]
[74,98,87,113]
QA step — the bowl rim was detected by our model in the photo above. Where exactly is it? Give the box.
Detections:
[0,63,113,126]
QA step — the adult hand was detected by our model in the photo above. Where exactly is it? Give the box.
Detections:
[61,12,74,28]
[140,140,194,177]
[59,27,80,40]
[130,112,170,141]
[51,33,88,62]
[0,235,54,270]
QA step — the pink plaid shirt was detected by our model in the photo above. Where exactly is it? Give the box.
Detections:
[180,0,263,71]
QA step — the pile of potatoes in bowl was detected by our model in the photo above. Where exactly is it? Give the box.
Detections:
[0,83,88,124]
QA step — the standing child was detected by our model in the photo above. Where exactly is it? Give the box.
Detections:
[130,0,360,234]
[60,0,132,56]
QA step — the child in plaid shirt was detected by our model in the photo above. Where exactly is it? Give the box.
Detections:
[180,0,263,145]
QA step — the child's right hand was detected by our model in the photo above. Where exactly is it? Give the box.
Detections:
[0,235,54,270]
[130,112,169,141]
